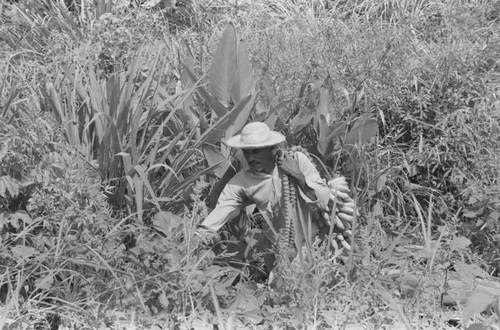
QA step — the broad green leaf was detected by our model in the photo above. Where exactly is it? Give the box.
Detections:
[230,40,254,104]
[203,145,230,179]
[0,176,19,199]
[344,117,379,146]
[163,162,222,206]
[317,75,334,125]
[209,23,237,108]
[140,118,181,167]
[376,173,387,192]
[321,310,337,328]
[462,288,497,324]
[6,211,32,229]
[224,93,256,149]
[11,245,38,261]
[315,76,347,155]
[180,59,226,118]
[317,121,346,156]
[264,112,278,130]
[131,173,144,222]
[290,112,313,134]
[450,236,472,251]
[208,160,240,209]
[153,131,186,168]
[35,274,54,291]
[199,95,252,147]
[313,75,335,140]
[178,53,199,127]
[316,114,330,154]
[133,164,161,211]
[152,211,183,237]
[454,261,490,281]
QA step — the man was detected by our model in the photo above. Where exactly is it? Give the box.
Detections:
[195,122,333,271]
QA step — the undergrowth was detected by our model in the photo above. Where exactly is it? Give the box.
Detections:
[1,0,499,329]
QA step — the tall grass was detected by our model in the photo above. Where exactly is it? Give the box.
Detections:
[1,0,499,328]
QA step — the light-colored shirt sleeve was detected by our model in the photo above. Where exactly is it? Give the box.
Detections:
[199,181,245,233]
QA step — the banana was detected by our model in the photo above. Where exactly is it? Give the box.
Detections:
[344,234,353,246]
[341,240,351,250]
[330,190,350,202]
[337,212,354,223]
[343,201,355,209]
[328,178,350,191]
[328,180,350,191]
[328,177,348,185]
[338,205,354,216]
[333,215,345,231]
[322,211,332,226]
[331,237,339,251]
[337,234,351,250]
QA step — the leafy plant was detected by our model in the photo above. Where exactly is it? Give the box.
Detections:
[1,0,85,52]
[290,75,379,165]
[180,22,259,176]
[0,75,24,123]
[2,0,500,328]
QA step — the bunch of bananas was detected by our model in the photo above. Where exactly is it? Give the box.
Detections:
[325,176,358,254]
[277,146,359,260]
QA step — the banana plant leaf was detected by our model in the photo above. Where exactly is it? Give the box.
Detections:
[344,117,379,146]
[230,39,254,105]
[290,112,313,134]
[209,22,238,108]
[180,59,227,118]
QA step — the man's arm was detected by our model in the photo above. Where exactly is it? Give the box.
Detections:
[279,152,316,200]
[277,151,330,209]
[196,182,244,243]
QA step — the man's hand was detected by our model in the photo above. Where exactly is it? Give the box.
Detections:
[193,226,220,249]
[277,151,305,183]
[277,151,317,200]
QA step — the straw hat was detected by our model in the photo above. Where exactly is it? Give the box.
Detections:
[226,122,286,149]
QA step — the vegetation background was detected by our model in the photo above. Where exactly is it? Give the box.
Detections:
[0,0,499,329]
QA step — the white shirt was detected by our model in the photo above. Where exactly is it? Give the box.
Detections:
[199,152,330,243]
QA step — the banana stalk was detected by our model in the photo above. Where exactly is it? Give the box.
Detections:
[279,169,297,262]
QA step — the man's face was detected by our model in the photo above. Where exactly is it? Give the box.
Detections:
[242,147,275,173]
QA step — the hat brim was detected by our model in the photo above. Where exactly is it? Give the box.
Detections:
[226,131,286,149]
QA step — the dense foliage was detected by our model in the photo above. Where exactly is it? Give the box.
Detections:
[1,0,499,329]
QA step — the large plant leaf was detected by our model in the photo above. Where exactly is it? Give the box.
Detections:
[317,121,346,156]
[1,78,21,119]
[462,287,498,324]
[209,23,238,108]
[344,117,379,146]
[203,145,231,179]
[313,75,334,135]
[208,159,240,209]
[178,52,199,127]
[318,76,334,123]
[224,93,256,154]
[163,162,223,208]
[313,76,340,157]
[200,94,252,146]
[230,40,254,105]
[290,112,313,134]
[180,59,226,118]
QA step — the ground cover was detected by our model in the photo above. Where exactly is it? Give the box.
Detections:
[0,0,499,329]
